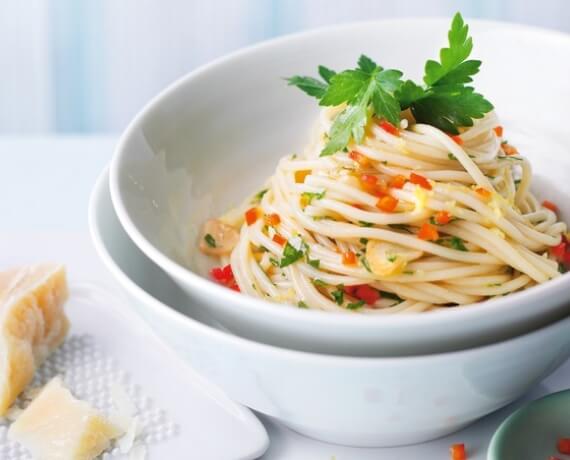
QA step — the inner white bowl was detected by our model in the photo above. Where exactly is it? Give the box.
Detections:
[109,18,570,356]
[92,169,570,447]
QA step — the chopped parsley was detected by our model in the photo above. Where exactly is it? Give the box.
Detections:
[280,241,305,268]
[437,236,468,251]
[252,188,268,204]
[297,301,309,308]
[204,234,216,248]
[301,190,326,204]
[448,153,457,160]
[360,255,372,272]
[358,221,374,227]
[313,279,327,287]
[450,236,468,251]
[308,258,321,269]
[347,300,365,310]
[359,237,369,245]
[269,257,280,267]
[331,286,345,305]
[387,254,398,263]
[287,13,493,154]
[379,290,403,303]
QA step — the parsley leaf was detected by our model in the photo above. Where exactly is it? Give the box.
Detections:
[358,221,374,227]
[204,234,216,248]
[280,241,305,267]
[286,76,328,99]
[424,13,478,86]
[308,258,321,269]
[297,301,309,308]
[411,85,493,134]
[286,13,493,150]
[318,65,336,83]
[313,279,327,287]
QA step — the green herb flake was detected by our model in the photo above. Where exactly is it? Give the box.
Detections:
[379,290,403,303]
[301,190,326,205]
[297,301,309,309]
[308,258,321,269]
[448,153,457,160]
[450,236,468,251]
[347,300,365,310]
[358,221,374,227]
[331,286,345,305]
[313,279,327,288]
[252,189,268,204]
[280,241,305,268]
[387,254,398,263]
[204,234,216,248]
[359,237,369,245]
[269,257,280,267]
[360,255,372,273]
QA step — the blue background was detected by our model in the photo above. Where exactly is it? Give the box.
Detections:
[1,0,568,134]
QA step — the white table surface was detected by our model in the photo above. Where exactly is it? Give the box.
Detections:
[2,136,569,460]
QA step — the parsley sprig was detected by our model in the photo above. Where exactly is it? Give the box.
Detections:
[286,13,493,154]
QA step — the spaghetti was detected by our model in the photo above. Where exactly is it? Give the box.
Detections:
[201,109,568,313]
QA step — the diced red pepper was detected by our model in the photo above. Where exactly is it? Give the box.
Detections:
[551,239,567,260]
[542,200,558,214]
[245,207,260,225]
[389,174,407,189]
[418,222,439,241]
[342,251,357,265]
[360,174,378,186]
[410,172,432,190]
[210,264,240,291]
[377,195,399,212]
[493,126,503,137]
[378,120,400,136]
[344,285,357,296]
[272,234,286,246]
[449,134,463,145]
[434,210,452,225]
[349,151,371,167]
[557,438,570,455]
[355,285,380,305]
[475,187,492,201]
[343,284,381,306]
[502,143,518,156]
[450,443,466,460]
[265,213,281,226]
[294,170,311,183]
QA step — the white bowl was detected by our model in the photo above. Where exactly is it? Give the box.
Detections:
[90,170,570,447]
[109,18,570,356]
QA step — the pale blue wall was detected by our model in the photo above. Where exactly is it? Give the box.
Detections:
[1,0,569,133]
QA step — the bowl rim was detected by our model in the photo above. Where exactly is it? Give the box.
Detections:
[486,389,570,460]
[93,168,570,363]
[109,17,570,330]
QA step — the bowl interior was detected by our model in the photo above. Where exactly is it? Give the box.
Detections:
[112,19,570,306]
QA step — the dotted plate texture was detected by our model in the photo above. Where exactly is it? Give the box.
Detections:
[0,334,178,460]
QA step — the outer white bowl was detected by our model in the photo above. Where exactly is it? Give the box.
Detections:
[109,18,570,356]
[90,170,570,447]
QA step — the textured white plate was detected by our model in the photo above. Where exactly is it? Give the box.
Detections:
[0,282,268,460]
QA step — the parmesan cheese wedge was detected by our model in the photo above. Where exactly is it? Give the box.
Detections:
[8,377,123,460]
[0,264,69,415]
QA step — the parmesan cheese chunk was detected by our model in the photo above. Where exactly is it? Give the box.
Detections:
[8,377,123,460]
[0,264,69,415]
